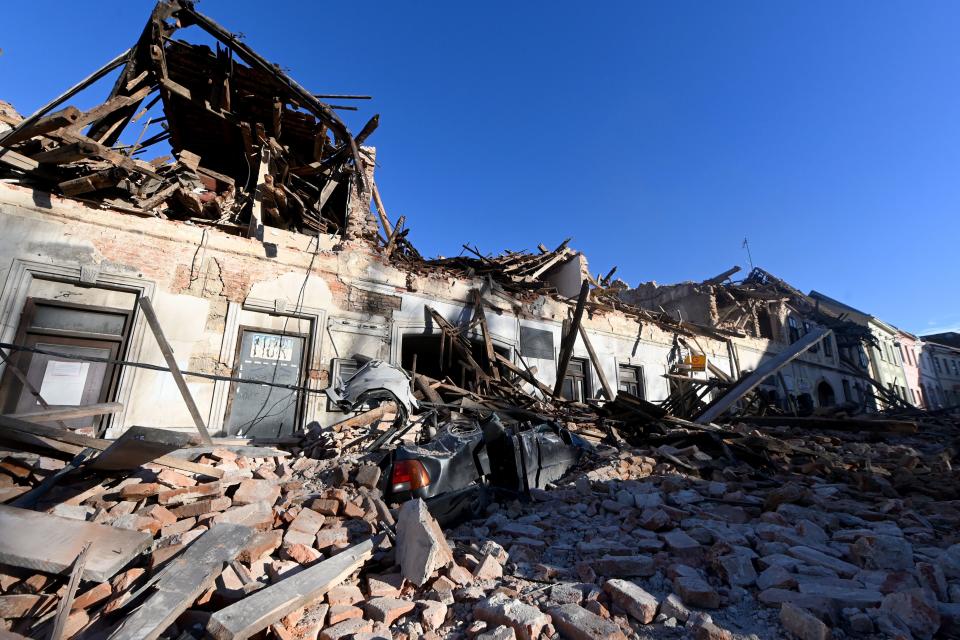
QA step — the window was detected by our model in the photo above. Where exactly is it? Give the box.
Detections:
[327,358,361,412]
[561,357,591,403]
[822,335,833,358]
[802,321,819,353]
[858,349,869,369]
[788,316,801,343]
[841,379,852,402]
[953,360,960,376]
[935,358,943,373]
[618,365,645,399]
[331,358,361,385]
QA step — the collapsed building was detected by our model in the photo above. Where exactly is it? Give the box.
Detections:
[0,3,959,640]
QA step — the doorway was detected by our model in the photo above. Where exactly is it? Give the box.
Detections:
[0,298,132,433]
[225,328,307,438]
[816,380,836,407]
[400,333,509,390]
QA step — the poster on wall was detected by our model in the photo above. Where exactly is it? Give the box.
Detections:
[249,333,295,362]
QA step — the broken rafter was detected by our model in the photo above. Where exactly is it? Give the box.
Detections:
[174,3,368,191]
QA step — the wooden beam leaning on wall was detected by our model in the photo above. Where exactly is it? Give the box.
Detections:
[137,297,213,444]
[694,327,832,424]
[471,290,500,382]
[577,323,613,400]
[552,280,591,399]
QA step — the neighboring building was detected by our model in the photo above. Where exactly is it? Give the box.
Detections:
[921,331,960,349]
[621,268,875,412]
[895,330,925,407]
[809,291,910,410]
[923,341,960,409]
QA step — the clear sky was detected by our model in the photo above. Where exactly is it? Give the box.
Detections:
[2,1,958,335]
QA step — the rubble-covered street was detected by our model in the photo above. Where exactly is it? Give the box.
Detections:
[2,403,960,640]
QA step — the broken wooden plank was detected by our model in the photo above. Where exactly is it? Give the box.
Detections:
[371,181,393,237]
[0,414,223,478]
[0,505,150,582]
[552,280,591,398]
[384,215,405,256]
[495,352,554,398]
[206,538,374,640]
[89,425,198,471]
[328,403,397,433]
[58,169,123,197]
[472,290,500,382]
[694,327,832,424]
[11,447,97,509]
[137,298,213,444]
[49,542,91,640]
[31,141,98,165]
[701,265,742,286]
[577,323,613,400]
[0,147,40,172]
[8,402,123,423]
[0,107,80,146]
[108,524,255,640]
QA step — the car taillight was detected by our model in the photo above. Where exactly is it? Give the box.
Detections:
[390,459,430,492]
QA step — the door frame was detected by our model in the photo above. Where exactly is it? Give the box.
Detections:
[1,298,134,433]
[223,324,311,437]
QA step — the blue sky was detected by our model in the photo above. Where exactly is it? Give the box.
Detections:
[2,1,958,335]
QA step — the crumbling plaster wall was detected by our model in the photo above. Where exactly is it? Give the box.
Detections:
[0,182,848,437]
[618,282,714,325]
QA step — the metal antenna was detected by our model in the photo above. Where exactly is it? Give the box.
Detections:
[742,237,755,269]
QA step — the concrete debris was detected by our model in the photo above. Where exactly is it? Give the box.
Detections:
[395,498,454,586]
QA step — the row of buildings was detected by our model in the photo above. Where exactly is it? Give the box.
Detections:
[622,269,960,415]
[0,5,954,439]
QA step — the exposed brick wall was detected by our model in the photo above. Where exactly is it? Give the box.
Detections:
[344,286,402,316]
[344,146,381,243]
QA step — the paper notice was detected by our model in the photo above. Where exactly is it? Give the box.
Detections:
[38,360,90,405]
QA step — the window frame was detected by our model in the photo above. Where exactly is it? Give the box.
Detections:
[617,364,645,399]
[224,324,311,436]
[561,356,592,403]
[787,316,801,343]
[0,297,134,434]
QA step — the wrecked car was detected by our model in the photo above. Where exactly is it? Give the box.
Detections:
[325,360,419,420]
[381,413,590,524]
[325,359,589,524]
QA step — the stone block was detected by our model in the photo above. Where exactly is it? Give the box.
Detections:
[603,578,658,623]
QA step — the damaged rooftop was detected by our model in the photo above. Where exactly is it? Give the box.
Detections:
[0,2,958,640]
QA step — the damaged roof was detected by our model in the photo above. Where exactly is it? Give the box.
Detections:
[0,1,375,237]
